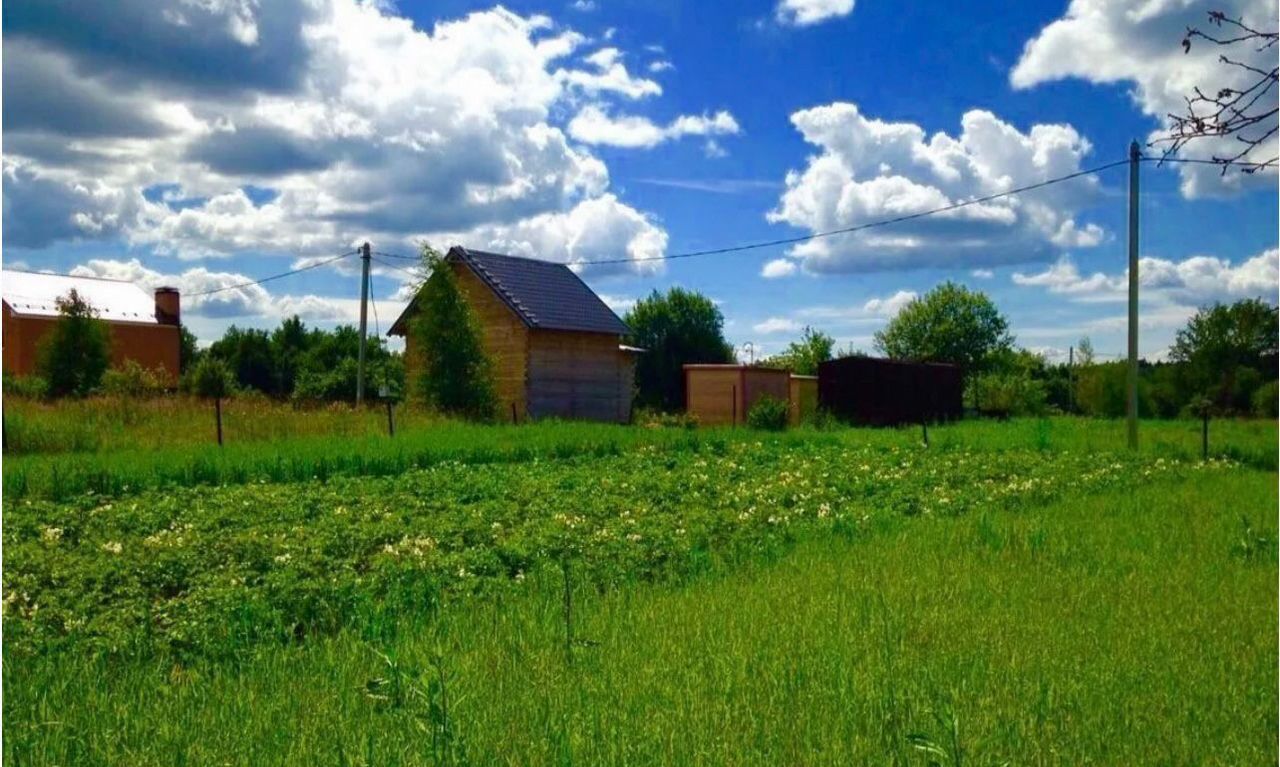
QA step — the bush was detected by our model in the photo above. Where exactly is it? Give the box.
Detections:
[292,358,360,403]
[189,357,233,399]
[3,374,48,399]
[746,395,788,431]
[972,372,1048,417]
[100,360,167,397]
[1251,380,1278,418]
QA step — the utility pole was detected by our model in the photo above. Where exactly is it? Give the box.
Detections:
[356,241,372,406]
[1126,141,1140,450]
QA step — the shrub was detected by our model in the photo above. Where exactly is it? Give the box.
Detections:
[36,288,111,397]
[746,395,788,431]
[972,372,1048,417]
[292,358,360,403]
[100,360,166,397]
[1252,381,1278,418]
[3,374,48,399]
[189,357,233,399]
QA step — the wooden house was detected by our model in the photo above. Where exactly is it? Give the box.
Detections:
[2,269,181,383]
[388,246,638,423]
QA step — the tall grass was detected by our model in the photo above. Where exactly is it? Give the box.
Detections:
[6,472,1275,765]
[2,393,447,455]
[4,410,1274,500]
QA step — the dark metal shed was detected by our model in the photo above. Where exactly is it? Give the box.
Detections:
[817,356,963,426]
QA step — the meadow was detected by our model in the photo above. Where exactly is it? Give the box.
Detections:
[3,400,1277,764]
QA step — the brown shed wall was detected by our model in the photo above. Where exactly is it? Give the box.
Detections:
[527,330,632,423]
[789,375,818,425]
[684,365,791,426]
[684,367,742,426]
[3,303,180,384]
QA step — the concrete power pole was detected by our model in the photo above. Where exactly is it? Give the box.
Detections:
[1126,141,1140,450]
[356,241,372,406]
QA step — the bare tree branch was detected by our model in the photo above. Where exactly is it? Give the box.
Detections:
[1151,10,1279,174]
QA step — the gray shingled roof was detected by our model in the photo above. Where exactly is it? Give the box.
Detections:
[388,246,630,336]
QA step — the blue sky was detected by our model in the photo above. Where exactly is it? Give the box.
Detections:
[3,0,1276,360]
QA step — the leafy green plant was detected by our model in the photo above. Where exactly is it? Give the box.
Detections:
[624,287,734,410]
[1252,380,1278,418]
[101,360,167,397]
[189,357,232,399]
[410,247,497,421]
[3,374,48,399]
[972,372,1048,417]
[746,395,788,431]
[36,289,111,398]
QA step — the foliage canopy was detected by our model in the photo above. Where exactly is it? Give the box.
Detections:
[624,287,734,410]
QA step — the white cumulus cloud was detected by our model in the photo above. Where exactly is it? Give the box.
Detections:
[568,106,740,149]
[761,258,797,278]
[1012,0,1277,197]
[2,2,732,276]
[767,102,1106,273]
[775,0,855,27]
[1012,247,1279,306]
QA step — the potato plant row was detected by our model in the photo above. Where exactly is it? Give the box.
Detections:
[4,441,1231,658]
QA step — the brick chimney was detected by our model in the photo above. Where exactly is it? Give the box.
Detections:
[155,287,180,326]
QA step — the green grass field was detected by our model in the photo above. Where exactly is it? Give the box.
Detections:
[5,393,1275,500]
[3,412,1276,764]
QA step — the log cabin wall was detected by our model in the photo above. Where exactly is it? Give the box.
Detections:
[526,329,631,423]
[450,262,529,419]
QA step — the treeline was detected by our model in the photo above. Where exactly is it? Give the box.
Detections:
[6,288,404,403]
[187,317,403,402]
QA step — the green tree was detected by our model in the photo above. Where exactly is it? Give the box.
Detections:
[207,326,277,394]
[410,247,497,420]
[271,315,309,394]
[179,325,201,374]
[190,356,232,399]
[190,356,233,445]
[37,288,111,397]
[873,282,1013,377]
[624,287,734,410]
[763,326,834,375]
[1169,299,1278,412]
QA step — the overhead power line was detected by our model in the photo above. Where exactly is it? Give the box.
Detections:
[329,152,1250,278]
[372,256,427,280]
[188,250,357,297]
[371,159,1132,269]
[578,158,1133,265]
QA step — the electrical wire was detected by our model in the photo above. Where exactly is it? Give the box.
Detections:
[372,256,428,281]
[187,250,358,297]
[579,158,1132,265]
[371,159,1131,268]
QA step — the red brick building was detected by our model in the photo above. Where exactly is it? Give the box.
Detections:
[2,269,181,384]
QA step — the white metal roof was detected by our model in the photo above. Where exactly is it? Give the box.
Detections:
[2,269,159,324]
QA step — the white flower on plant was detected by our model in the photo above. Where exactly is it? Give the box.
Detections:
[101,541,123,554]
[41,527,63,543]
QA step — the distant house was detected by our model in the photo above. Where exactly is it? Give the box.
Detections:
[388,246,638,423]
[2,269,181,383]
